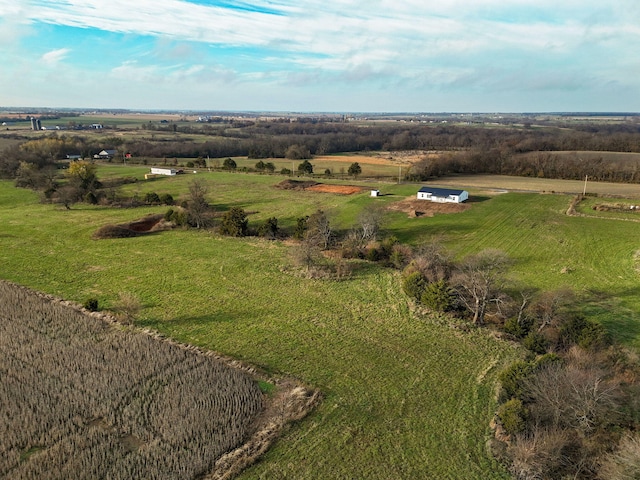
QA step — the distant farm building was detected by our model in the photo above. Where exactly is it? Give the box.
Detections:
[417,187,469,203]
[150,167,178,176]
[94,149,117,160]
[371,189,380,197]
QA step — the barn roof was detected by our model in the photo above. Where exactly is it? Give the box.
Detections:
[418,186,467,196]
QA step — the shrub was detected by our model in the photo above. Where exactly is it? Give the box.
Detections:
[379,236,399,260]
[280,168,292,175]
[504,317,528,338]
[84,191,98,204]
[523,331,549,354]
[559,315,609,350]
[165,208,187,226]
[219,207,248,237]
[348,162,362,177]
[145,192,161,204]
[578,321,609,350]
[83,298,99,312]
[365,247,380,262]
[223,158,237,170]
[497,398,528,435]
[535,353,562,369]
[294,216,308,239]
[559,314,588,347]
[297,159,313,174]
[390,244,411,269]
[258,217,279,239]
[402,271,425,302]
[499,360,535,400]
[420,280,454,312]
[159,193,174,205]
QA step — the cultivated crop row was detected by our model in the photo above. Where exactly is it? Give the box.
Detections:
[0,281,263,479]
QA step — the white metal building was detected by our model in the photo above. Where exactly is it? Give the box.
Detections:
[417,186,469,203]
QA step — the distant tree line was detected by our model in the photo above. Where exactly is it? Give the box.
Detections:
[3,121,640,183]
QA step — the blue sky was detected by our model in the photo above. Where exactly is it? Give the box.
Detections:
[1,0,639,112]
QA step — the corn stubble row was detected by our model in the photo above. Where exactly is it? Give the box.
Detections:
[0,281,263,479]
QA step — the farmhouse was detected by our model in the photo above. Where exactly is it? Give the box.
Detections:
[417,186,469,203]
[150,167,178,176]
[94,149,117,160]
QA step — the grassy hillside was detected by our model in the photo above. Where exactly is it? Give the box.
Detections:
[2,169,640,477]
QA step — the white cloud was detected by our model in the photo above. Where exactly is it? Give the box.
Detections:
[3,0,640,110]
[41,48,70,65]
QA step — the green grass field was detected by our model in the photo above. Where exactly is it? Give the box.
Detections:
[2,168,640,477]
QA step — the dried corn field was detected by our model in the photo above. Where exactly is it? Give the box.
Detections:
[0,281,264,479]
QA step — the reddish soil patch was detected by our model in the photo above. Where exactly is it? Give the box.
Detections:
[306,184,364,195]
[387,197,471,217]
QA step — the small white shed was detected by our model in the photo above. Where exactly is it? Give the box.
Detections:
[417,186,469,203]
[371,189,380,197]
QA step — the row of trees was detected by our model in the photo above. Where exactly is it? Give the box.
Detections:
[3,120,640,183]
[410,149,640,183]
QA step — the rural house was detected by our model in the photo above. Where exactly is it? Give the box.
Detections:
[417,186,469,203]
[94,149,117,160]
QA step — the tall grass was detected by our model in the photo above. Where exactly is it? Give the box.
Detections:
[0,281,262,479]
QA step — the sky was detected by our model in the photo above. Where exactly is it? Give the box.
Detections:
[1,0,639,112]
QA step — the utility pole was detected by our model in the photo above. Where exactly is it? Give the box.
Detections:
[583,175,588,196]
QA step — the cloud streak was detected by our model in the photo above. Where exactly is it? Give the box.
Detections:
[1,0,639,111]
[41,47,70,65]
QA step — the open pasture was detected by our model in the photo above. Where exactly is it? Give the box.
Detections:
[3,168,640,477]
[0,176,519,479]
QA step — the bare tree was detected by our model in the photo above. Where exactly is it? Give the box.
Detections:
[186,179,211,229]
[508,428,572,480]
[599,433,640,480]
[306,210,333,250]
[532,287,574,332]
[452,249,510,325]
[354,205,384,245]
[524,362,622,434]
[409,242,454,283]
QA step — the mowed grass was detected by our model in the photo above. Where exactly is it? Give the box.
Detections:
[3,169,640,477]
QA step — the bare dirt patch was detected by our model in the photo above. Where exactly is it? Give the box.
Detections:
[92,213,170,239]
[387,197,471,217]
[307,184,365,195]
[274,179,364,195]
[274,179,318,190]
